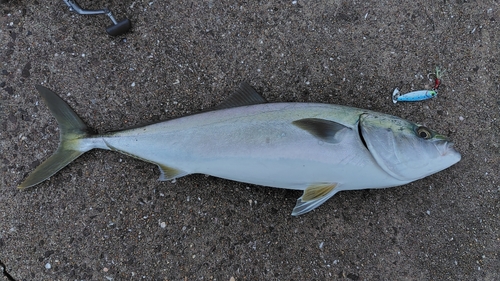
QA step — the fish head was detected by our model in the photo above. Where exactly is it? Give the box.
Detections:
[359,113,461,181]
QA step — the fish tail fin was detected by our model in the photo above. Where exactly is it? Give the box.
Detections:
[18,85,93,189]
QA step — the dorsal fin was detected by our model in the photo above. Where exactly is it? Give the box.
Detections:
[292,118,351,144]
[213,82,267,110]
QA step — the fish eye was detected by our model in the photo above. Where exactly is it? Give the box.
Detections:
[416,126,432,139]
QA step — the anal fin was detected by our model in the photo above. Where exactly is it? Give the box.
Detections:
[158,164,189,181]
[104,140,189,181]
[292,183,338,216]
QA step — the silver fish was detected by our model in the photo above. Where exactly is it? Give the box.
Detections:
[18,83,461,215]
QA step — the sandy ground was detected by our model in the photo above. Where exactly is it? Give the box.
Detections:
[1,0,499,280]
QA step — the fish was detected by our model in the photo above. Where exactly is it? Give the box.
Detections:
[392,88,438,103]
[18,83,461,216]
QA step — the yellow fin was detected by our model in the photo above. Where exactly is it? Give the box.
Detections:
[18,149,84,189]
[18,86,91,189]
[302,183,337,201]
[292,183,338,216]
[158,164,189,181]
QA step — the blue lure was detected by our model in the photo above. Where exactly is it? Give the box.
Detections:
[392,88,437,104]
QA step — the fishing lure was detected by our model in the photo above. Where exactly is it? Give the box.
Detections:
[392,67,444,104]
[392,88,437,103]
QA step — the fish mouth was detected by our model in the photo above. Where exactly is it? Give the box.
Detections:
[435,140,453,155]
[436,141,461,161]
[445,142,455,154]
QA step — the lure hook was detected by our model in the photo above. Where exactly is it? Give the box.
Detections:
[427,66,445,91]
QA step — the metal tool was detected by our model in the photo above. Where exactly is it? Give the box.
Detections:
[63,0,131,36]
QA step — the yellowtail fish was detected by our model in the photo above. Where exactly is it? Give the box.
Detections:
[18,83,461,215]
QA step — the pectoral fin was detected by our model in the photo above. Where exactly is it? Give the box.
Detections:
[292,183,338,216]
[292,118,350,144]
